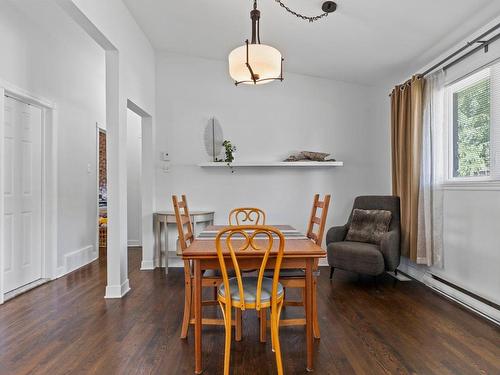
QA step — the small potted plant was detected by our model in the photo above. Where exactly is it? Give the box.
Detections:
[222,140,237,167]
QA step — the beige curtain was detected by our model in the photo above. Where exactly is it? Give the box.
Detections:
[391,75,425,261]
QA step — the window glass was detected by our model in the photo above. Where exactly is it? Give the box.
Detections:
[452,75,491,177]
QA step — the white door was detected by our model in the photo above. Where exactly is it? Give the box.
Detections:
[3,96,43,293]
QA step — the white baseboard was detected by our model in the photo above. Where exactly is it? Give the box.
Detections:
[105,279,130,299]
[59,245,97,277]
[318,258,328,267]
[4,278,51,301]
[141,260,155,270]
[398,259,500,326]
[128,240,141,247]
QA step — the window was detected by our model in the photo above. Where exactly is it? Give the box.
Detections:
[447,64,500,181]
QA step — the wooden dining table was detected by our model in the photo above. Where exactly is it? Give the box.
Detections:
[182,225,326,374]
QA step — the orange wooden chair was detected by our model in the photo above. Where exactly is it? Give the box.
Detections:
[215,225,285,375]
[172,195,242,340]
[228,207,266,225]
[267,194,331,339]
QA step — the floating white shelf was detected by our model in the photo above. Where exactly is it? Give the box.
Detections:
[198,161,344,168]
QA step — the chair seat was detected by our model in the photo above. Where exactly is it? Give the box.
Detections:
[328,241,384,276]
[203,269,235,278]
[218,276,284,303]
[263,269,321,278]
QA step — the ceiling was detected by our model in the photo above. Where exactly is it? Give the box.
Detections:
[123,0,500,87]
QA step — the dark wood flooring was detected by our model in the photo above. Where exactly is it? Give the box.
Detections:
[0,248,498,375]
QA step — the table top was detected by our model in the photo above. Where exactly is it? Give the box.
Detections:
[155,210,215,216]
[183,225,326,259]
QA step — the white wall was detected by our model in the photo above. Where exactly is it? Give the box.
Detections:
[72,0,156,115]
[127,109,142,246]
[61,0,157,296]
[156,53,391,247]
[0,0,105,274]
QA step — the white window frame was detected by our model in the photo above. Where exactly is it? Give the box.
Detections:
[444,67,498,185]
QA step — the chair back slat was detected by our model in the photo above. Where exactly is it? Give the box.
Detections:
[306,194,331,246]
[228,208,266,225]
[215,226,285,311]
[172,194,194,251]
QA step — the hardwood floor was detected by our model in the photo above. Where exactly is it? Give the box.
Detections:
[0,248,498,375]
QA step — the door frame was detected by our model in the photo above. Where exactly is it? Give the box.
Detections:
[127,99,155,271]
[96,125,106,256]
[0,81,58,304]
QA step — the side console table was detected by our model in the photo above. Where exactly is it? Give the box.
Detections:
[153,210,215,274]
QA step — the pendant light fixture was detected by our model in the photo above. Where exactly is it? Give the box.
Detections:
[228,0,337,86]
[228,0,283,86]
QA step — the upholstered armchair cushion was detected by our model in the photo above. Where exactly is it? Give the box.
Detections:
[345,209,392,245]
[327,241,385,276]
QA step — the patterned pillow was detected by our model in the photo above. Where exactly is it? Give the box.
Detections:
[345,209,392,245]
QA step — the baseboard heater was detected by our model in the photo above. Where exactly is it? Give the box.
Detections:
[430,275,499,310]
[428,274,500,325]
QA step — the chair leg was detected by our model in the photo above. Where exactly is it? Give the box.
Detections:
[259,308,267,343]
[235,308,242,342]
[271,307,276,352]
[222,304,232,375]
[180,280,192,339]
[213,286,218,301]
[394,269,398,276]
[272,301,284,375]
[312,278,320,339]
[329,267,335,280]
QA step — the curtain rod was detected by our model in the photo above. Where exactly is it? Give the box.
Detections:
[421,21,500,77]
[390,21,500,95]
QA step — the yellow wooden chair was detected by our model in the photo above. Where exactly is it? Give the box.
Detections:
[215,225,285,375]
[172,195,242,340]
[228,207,266,225]
[265,194,331,339]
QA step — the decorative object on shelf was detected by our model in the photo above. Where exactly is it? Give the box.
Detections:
[284,151,336,162]
[222,140,237,165]
[228,1,336,86]
[203,117,223,162]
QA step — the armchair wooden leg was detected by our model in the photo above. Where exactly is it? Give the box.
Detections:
[259,308,267,343]
[329,267,335,280]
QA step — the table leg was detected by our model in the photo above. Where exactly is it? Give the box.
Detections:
[305,259,314,372]
[194,260,203,374]
[163,221,169,275]
[154,214,160,268]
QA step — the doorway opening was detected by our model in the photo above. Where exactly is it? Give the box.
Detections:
[97,127,107,259]
[126,109,142,254]
[126,100,154,272]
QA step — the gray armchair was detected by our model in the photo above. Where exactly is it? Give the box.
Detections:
[326,196,401,278]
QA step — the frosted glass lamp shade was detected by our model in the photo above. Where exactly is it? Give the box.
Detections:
[228,43,282,85]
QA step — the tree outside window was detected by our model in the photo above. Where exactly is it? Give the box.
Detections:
[452,77,491,177]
